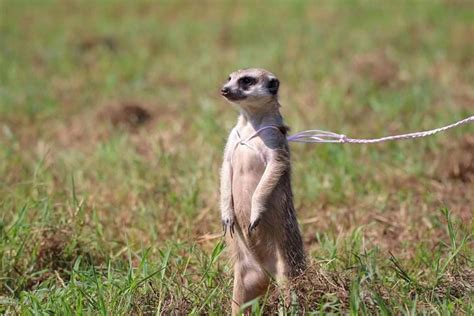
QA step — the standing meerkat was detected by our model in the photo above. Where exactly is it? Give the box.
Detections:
[219,68,306,314]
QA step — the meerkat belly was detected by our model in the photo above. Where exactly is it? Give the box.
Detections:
[231,146,266,226]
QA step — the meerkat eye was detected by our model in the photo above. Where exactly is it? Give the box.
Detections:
[227,76,231,81]
[239,76,256,86]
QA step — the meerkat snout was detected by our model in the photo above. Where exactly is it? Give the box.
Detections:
[221,68,280,108]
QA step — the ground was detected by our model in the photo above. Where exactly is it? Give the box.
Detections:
[0,0,473,314]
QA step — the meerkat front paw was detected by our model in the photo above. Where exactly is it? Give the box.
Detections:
[248,206,263,236]
[222,216,235,238]
[248,217,261,236]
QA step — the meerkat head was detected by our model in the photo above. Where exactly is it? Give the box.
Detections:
[220,68,280,111]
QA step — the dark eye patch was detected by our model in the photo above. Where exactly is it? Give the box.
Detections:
[238,76,257,87]
[267,78,279,95]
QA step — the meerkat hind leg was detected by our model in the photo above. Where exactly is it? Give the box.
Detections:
[232,260,270,315]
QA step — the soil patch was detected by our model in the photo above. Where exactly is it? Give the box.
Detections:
[352,50,399,87]
[78,35,118,52]
[436,135,474,183]
[99,101,153,129]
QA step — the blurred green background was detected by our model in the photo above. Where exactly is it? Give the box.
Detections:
[1,0,473,314]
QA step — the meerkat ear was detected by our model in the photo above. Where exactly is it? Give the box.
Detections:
[267,78,280,95]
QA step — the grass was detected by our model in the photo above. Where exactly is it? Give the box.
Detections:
[1,0,473,314]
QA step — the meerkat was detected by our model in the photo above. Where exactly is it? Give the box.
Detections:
[219,68,306,314]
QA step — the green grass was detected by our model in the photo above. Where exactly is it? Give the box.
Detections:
[1,0,473,314]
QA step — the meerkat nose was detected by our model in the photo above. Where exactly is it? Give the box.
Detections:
[221,87,230,95]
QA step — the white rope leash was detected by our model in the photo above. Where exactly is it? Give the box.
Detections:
[285,115,474,144]
[234,116,473,151]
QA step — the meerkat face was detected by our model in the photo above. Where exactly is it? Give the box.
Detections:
[220,68,280,109]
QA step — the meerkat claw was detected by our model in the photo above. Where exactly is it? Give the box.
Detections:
[248,218,260,236]
[222,219,235,238]
[230,222,235,238]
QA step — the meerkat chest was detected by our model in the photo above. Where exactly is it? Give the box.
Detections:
[231,140,267,177]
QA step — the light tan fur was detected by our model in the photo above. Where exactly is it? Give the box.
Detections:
[219,68,306,315]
